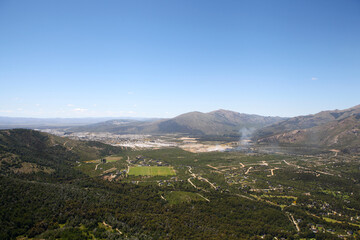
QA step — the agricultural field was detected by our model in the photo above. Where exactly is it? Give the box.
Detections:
[128,166,175,176]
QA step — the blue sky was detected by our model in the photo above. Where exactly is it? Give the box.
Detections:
[0,0,359,118]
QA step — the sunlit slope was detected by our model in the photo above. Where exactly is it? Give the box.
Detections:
[255,105,360,152]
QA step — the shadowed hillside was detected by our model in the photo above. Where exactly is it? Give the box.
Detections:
[0,129,124,181]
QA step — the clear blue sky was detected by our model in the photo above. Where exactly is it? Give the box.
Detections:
[0,0,359,118]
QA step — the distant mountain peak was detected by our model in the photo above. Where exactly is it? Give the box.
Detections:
[209,109,240,114]
[210,109,233,113]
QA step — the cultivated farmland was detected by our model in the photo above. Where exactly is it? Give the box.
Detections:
[128,166,175,176]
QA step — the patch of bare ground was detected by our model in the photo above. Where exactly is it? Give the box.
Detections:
[103,174,117,181]
[0,153,18,166]
[103,167,117,174]
[180,143,228,153]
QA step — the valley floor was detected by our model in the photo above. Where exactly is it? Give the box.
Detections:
[76,146,360,239]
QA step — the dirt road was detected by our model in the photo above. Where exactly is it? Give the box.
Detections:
[290,213,300,232]
[95,163,101,170]
[187,178,198,189]
[245,167,253,175]
[196,193,210,202]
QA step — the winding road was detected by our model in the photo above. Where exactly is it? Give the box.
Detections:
[245,167,253,175]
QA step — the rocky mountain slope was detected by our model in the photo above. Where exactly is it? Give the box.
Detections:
[255,105,360,152]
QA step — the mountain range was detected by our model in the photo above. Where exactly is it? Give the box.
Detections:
[69,109,285,136]
[1,105,359,152]
[0,116,155,129]
[68,105,360,152]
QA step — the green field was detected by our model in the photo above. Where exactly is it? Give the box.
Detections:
[165,191,206,204]
[128,166,176,176]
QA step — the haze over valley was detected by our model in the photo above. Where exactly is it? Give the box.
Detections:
[10,105,353,156]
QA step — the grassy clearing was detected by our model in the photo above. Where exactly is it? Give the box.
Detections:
[323,217,342,224]
[77,161,127,177]
[128,166,175,176]
[261,194,298,200]
[76,163,99,177]
[321,190,350,199]
[84,160,99,163]
[165,191,206,204]
[323,217,360,227]
[105,156,123,162]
